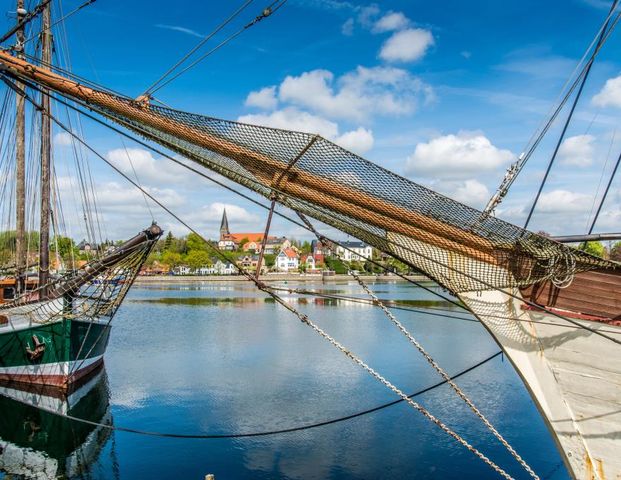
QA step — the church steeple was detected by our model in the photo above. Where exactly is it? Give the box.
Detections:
[219,208,230,239]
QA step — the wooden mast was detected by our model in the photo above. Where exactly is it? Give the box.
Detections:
[14,0,26,293]
[38,1,52,298]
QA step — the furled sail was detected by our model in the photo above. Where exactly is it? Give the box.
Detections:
[0,50,613,295]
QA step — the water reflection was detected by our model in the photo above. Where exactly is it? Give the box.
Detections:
[129,296,458,310]
[0,367,113,479]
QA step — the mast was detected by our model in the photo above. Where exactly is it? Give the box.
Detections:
[38,1,52,297]
[14,0,26,291]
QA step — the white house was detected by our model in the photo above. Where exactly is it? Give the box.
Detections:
[335,241,373,262]
[276,248,299,272]
[210,259,236,275]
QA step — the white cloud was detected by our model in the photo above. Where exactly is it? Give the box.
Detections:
[537,190,591,213]
[558,134,595,167]
[237,107,374,155]
[431,179,490,208]
[277,66,433,122]
[334,127,374,155]
[379,28,434,63]
[238,107,339,138]
[245,86,278,110]
[106,148,190,185]
[372,12,409,33]
[592,74,621,108]
[53,132,73,146]
[405,132,514,180]
[341,18,354,36]
[461,51,472,59]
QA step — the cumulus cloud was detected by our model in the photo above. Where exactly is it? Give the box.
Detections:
[334,127,374,154]
[592,74,621,108]
[237,107,374,155]
[106,148,190,185]
[372,11,409,33]
[379,28,434,63]
[536,190,592,214]
[558,134,595,167]
[238,107,339,138]
[245,86,278,110]
[277,66,433,122]
[405,132,514,180]
[191,202,259,224]
[53,132,73,146]
[431,179,490,208]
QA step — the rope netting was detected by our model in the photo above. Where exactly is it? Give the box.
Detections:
[93,100,612,293]
[0,226,159,325]
[0,50,615,294]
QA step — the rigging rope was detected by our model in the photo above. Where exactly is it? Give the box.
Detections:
[588,147,621,235]
[299,211,539,479]
[0,351,502,439]
[483,4,621,216]
[147,0,288,95]
[143,0,255,96]
[523,0,620,230]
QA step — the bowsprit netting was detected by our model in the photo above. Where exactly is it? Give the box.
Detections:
[0,49,614,294]
[92,102,612,293]
[0,224,161,325]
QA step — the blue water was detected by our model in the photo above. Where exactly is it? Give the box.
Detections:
[0,280,569,479]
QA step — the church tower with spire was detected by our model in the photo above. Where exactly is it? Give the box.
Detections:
[219,208,230,241]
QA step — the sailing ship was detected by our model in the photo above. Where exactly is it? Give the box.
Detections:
[0,2,618,479]
[0,2,162,391]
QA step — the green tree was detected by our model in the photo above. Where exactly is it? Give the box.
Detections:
[579,241,605,258]
[300,240,312,254]
[185,250,212,270]
[610,241,621,262]
[164,231,174,250]
[263,253,276,268]
[324,256,348,274]
[238,237,250,250]
[187,232,208,252]
[161,251,183,269]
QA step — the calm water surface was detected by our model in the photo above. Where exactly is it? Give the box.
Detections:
[0,280,569,479]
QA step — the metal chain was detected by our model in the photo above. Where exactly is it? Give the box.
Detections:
[350,271,539,480]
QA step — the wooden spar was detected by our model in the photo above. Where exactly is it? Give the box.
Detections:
[0,50,497,262]
[14,0,26,291]
[38,3,52,298]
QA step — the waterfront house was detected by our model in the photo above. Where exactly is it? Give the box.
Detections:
[335,241,373,262]
[276,248,299,272]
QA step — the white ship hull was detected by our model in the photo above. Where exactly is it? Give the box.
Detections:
[460,289,621,480]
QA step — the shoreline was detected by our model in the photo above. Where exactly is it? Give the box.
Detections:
[134,274,431,284]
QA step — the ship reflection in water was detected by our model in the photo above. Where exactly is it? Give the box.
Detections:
[0,367,112,479]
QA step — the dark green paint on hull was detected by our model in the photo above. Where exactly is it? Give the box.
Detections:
[0,319,111,369]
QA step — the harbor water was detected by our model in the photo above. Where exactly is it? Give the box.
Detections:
[0,280,569,479]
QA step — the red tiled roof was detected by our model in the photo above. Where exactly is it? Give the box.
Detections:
[281,248,298,259]
[226,233,274,243]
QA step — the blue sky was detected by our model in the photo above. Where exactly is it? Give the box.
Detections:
[3,0,621,241]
